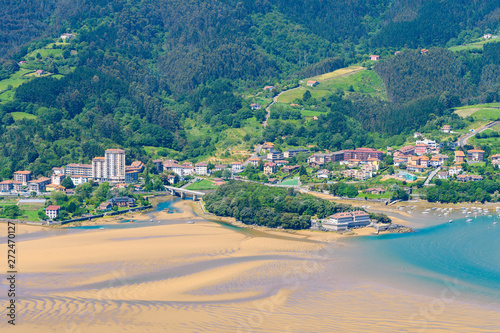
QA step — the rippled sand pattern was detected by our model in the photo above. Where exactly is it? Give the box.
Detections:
[1,220,499,332]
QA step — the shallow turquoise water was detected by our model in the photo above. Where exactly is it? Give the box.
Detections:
[343,215,500,303]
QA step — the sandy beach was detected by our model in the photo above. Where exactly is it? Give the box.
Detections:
[0,198,498,332]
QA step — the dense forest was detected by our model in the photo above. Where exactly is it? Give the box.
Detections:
[203,181,357,229]
[1,0,500,176]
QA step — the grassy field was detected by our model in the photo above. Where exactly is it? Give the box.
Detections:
[0,68,32,91]
[279,177,299,186]
[454,104,500,119]
[300,110,327,117]
[11,112,37,121]
[449,37,500,52]
[26,45,65,59]
[185,179,216,190]
[0,90,15,103]
[277,66,386,103]
[277,87,330,104]
[309,66,364,81]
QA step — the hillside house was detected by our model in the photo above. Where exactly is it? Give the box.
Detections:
[467,149,485,162]
[71,175,89,186]
[421,49,429,54]
[282,165,300,174]
[284,148,310,158]
[0,180,23,192]
[35,70,45,76]
[454,151,465,163]
[263,162,277,175]
[45,205,61,219]
[60,33,74,41]
[232,162,242,172]
[491,154,500,167]
[369,55,380,61]
[306,80,319,87]
[14,170,32,185]
[28,177,51,192]
[98,202,112,212]
[484,34,492,39]
[437,171,449,180]
[316,169,329,179]
[195,162,208,175]
[248,158,260,167]
[441,125,452,133]
[267,149,284,161]
[215,164,228,171]
[250,103,261,110]
[262,142,275,151]
[263,86,274,91]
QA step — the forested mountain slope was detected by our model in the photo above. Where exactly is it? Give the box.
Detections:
[0,0,500,176]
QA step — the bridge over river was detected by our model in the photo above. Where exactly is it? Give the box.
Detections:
[164,186,206,200]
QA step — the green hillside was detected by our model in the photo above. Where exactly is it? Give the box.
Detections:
[1,0,500,177]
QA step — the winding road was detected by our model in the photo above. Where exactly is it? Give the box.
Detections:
[457,121,500,146]
[263,86,300,128]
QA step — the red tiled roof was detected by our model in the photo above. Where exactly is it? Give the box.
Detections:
[14,170,31,174]
[46,205,60,211]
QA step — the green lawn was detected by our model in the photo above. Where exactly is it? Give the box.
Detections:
[278,66,386,103]
[455,104,500,120]
[185,179,216,190]
[22,210,40,222]
[0,90,15,103]
[449,38,500,52]
[277,87,331,104]
[279,177,299,186]
[300,109,327,117]
[11,112,37,121]
[0,68,32,91]
[26,46,64,59]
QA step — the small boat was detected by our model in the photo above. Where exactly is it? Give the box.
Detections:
[466,219,472,222]
[100,227,105,230]
[423,212,429,214]
[449,220,453,223]
[187,221,195,224]
[493,221,497,225]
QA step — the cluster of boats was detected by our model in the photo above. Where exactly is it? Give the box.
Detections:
[419,206,499,224]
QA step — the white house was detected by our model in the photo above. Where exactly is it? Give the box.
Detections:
[195,162,208,175]
[70,175,89,186]
[45,205,61,219]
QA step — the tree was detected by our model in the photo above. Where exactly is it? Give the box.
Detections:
[3,60,19,73]
[222,169,232,179]
[346,185,358,198]
[299,166,308,176]
[2,206,23,219]
[303,90,312,102]
[75,183,93,200]
[50,191,67,204]
[61,177,75,189]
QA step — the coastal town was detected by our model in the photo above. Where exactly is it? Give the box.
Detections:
[0,120,497,227]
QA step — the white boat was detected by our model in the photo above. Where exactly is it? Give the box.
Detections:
[100,227,105,230]
[466,219,472,222]
[187,221,195,224]
[423,211,429,214]
[449,220,453,223]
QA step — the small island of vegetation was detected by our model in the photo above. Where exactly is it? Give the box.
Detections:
[203,181,391,230]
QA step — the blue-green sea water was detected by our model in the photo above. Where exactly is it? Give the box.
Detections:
[341,215,500,304]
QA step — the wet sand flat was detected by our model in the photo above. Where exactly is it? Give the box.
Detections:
[0,200,499,332]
